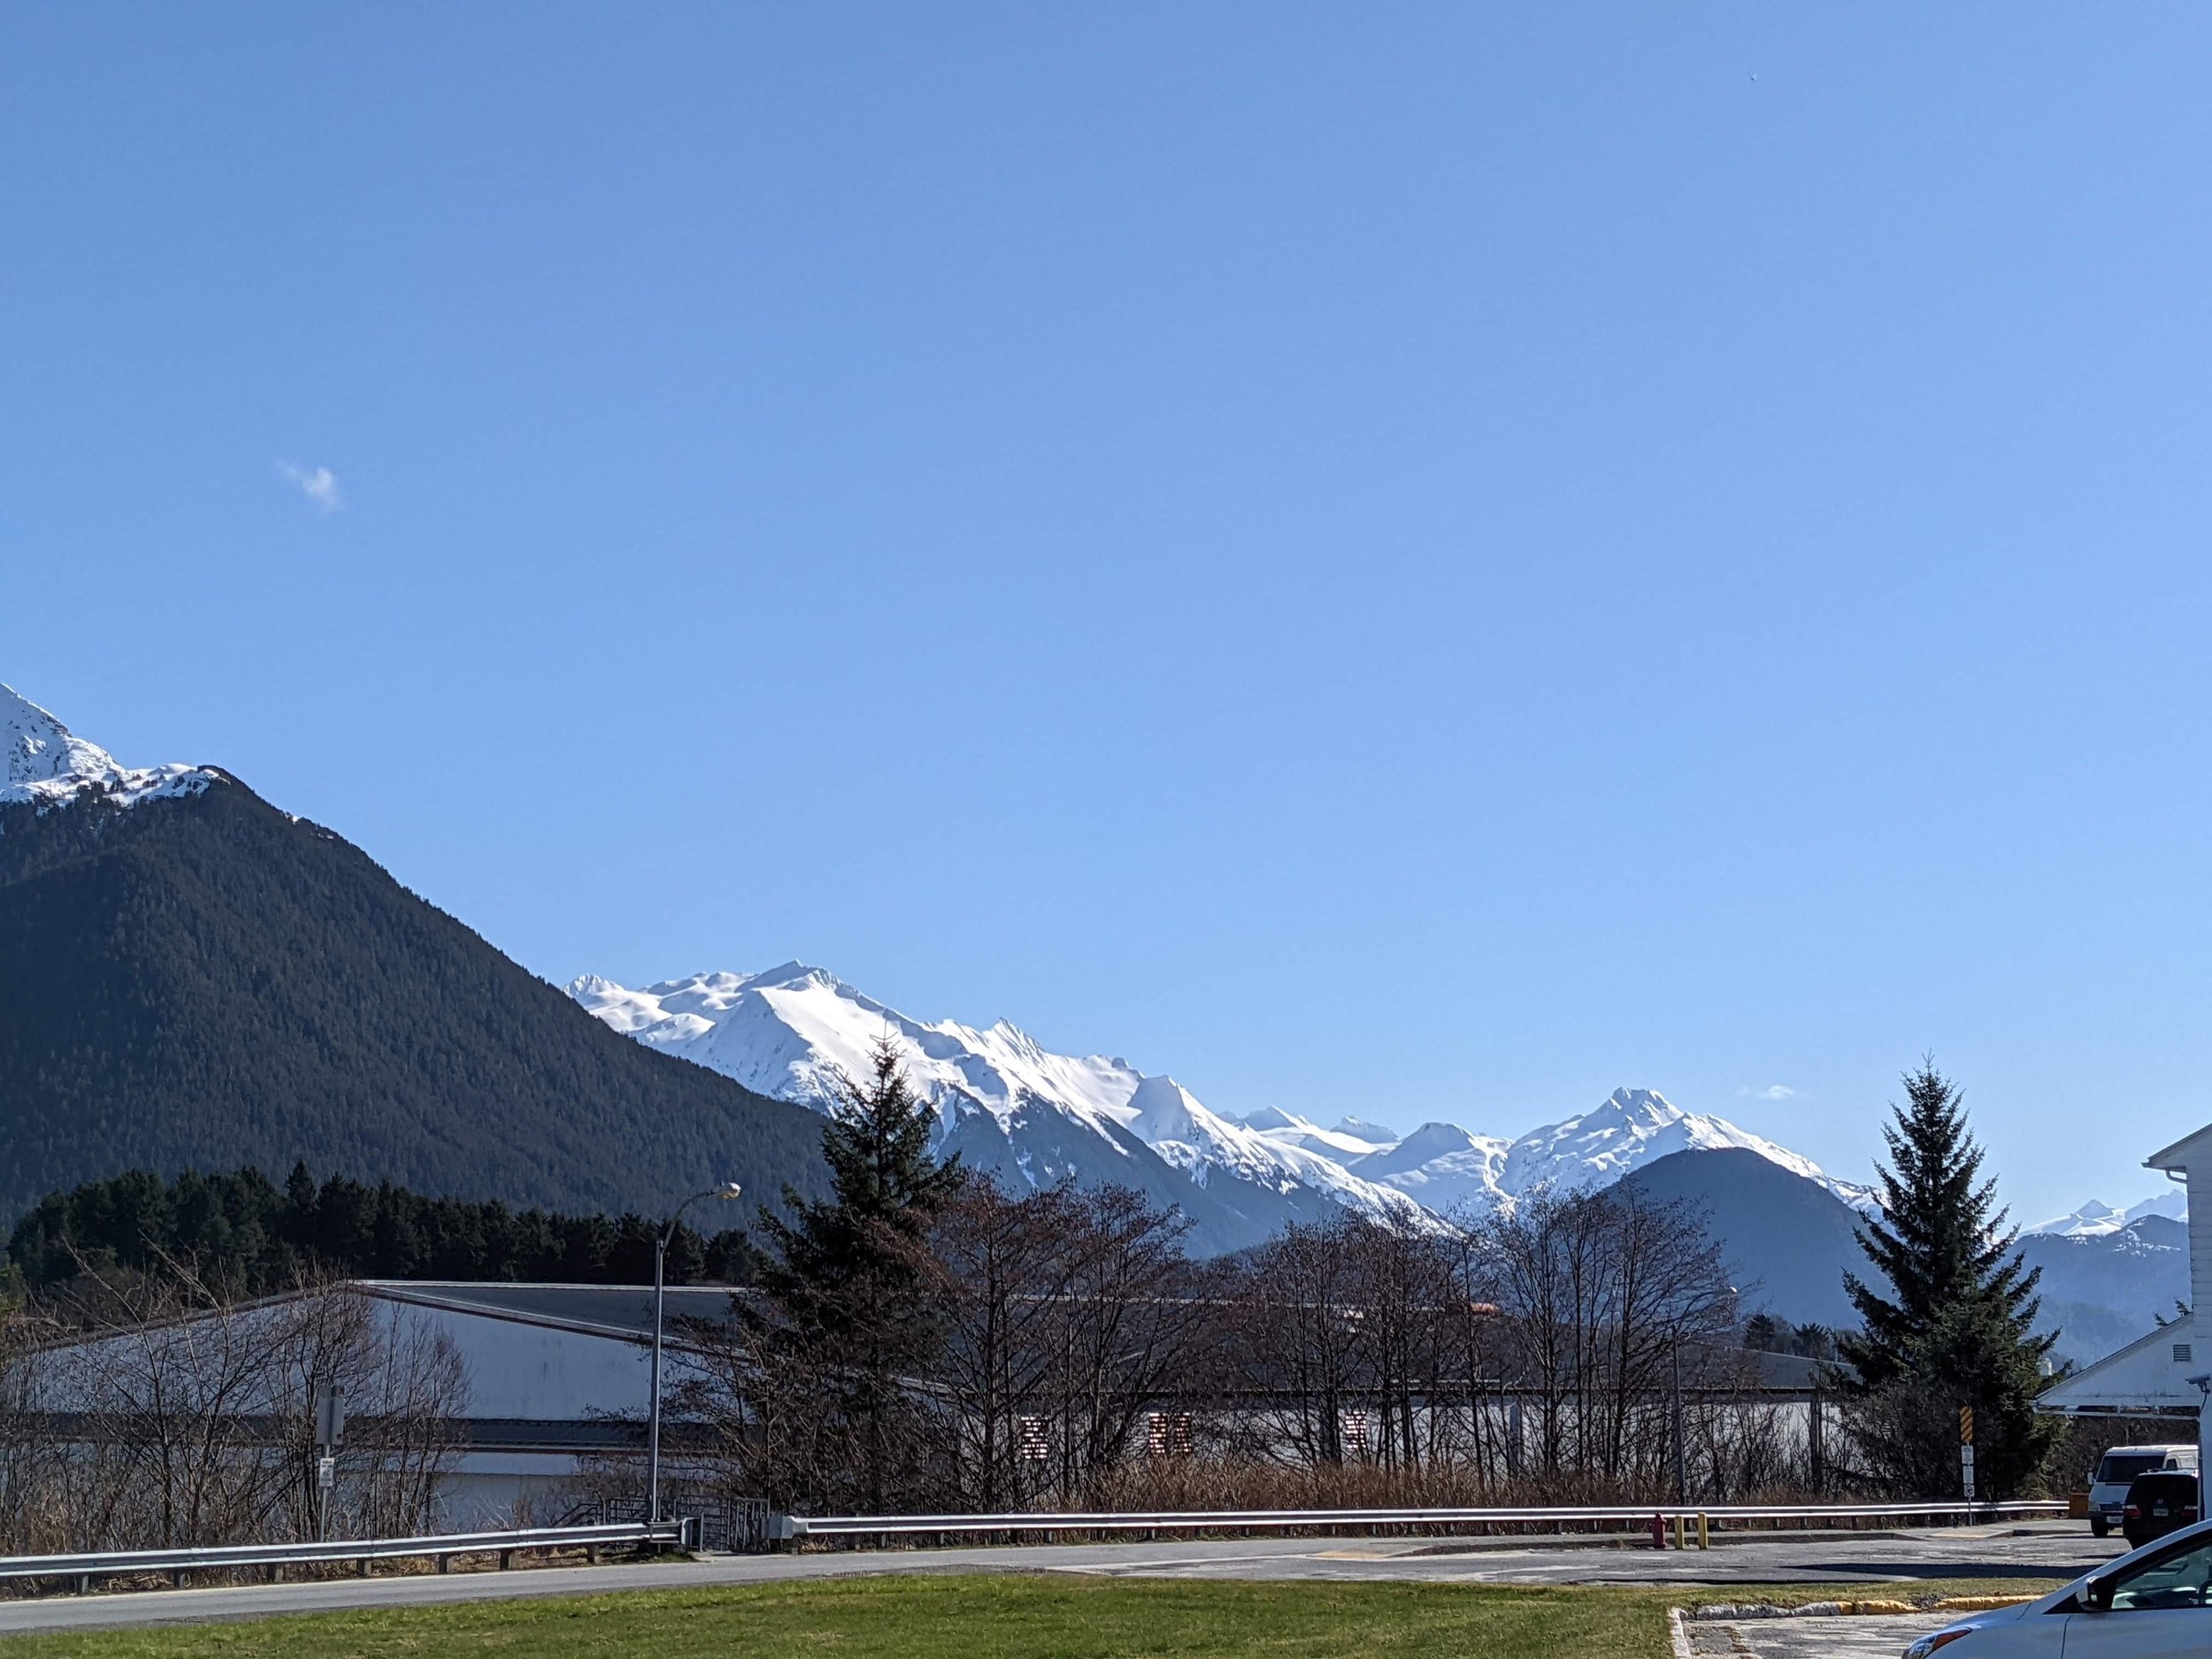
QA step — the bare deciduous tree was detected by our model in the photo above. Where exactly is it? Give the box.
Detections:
[0,1265,465,1555]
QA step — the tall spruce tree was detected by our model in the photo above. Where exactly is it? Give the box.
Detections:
[746,1039,964,1510]
[1838,1061,2058,1496]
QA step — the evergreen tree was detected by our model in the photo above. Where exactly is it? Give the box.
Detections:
[746,1040,964,1510]
[1838,1061,2059,1496]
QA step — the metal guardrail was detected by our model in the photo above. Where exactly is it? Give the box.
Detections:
[0,1501,2072,1590]
[787,1499,2066,1540]
[0,1520,687,1593]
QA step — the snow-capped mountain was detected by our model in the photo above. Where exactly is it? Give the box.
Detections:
[1232,1108,1400,1162]
[571,964,1878,1243]
[570,964,1436,1252]
[2026,1192,2188,1238]
[2,686,217,810]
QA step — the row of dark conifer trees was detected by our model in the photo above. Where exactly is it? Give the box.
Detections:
[4,1164,757,1297]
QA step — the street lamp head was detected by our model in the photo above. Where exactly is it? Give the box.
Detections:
[718,1180,743,1202]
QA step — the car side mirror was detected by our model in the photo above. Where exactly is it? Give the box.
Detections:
[2083,1575,2113,1612]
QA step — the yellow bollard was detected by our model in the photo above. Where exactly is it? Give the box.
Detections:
[1697,1512,1709,1550]
[1673,1512,1686,1550]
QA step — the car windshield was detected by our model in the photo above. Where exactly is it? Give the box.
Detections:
[2102,1453,2172,1484]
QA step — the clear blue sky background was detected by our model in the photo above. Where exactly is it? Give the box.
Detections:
[5,4,2208,1222]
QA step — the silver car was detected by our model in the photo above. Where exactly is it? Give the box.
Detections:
[1903,1515,2212,1656]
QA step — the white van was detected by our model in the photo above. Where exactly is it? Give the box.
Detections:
[2089,1443,2200,1537]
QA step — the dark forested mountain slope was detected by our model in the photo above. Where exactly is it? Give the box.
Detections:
[0,776,828,1224]
[1615,1147,2187,1367]
[1616,1146,1872,1329]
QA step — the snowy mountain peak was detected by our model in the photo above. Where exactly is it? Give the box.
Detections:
[1599,1086,1680,1123]
[0,685,219,810]
[569,965,1440,1244]
[570,964,1878,1250]
[2027,1192,2188,1237]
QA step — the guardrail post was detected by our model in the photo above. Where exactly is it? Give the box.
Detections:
[436,1554,452,1574]
[75,1574,90,1596]
[499,1549,514,1571]
[1697,1512,1709,1550]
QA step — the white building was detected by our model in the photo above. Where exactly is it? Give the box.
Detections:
[2036,1123,2210,1469]
[19,1280,744,1532]
[357,1281,741,1525]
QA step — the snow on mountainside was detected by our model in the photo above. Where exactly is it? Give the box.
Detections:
[2026,1192,2188,1237]
[571,966,1875,1236]
[1345,1088,1878,1217]
[1232,1108,1398,1161]
[1354,1122,1512,1212]
[568,964,1436,1245]
[1,687,217,810]
[1491,1088,1880,1215]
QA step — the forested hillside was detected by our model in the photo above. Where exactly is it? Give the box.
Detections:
[0,778,828,1224]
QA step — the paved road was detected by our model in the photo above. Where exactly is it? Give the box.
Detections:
[0,1522,2116,1639]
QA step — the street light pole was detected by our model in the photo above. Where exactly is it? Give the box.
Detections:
[1671,1286,1734,1509]
[1671,1342,1686,1504]
[649,1181,743,1525]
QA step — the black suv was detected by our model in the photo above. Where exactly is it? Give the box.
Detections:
[2122,1471,2201,1548]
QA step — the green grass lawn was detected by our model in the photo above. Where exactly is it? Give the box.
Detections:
[0,1572,2073,1659]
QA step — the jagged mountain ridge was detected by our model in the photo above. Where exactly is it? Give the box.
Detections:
[2024,1193,2188,1237]
[2,686,217,810]
[571,964,1878,1235]
[570,964,1438,1253]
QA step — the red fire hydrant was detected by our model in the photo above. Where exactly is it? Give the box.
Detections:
[1650,1512,1666,1550]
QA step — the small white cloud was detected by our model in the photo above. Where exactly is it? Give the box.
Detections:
[278,462,342,513]
[1734,1083,1798,1102]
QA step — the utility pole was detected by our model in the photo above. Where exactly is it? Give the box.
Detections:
[1671,1344,1687,1503]
[1808,1383,1824,1493]
[649,1182,743,1525]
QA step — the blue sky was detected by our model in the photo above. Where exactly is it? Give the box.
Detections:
[6,4,2210,1222]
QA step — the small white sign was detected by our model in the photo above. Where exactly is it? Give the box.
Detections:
[318,1455,335,1489]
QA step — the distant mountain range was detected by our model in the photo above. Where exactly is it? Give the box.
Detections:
[2024,1193,2188,1237]
[0,686,831,1224]
[2020,1215,2192,1366]
[570,963,1885,1257]
[571,964,2189,1358]
[1,682,2184,1363]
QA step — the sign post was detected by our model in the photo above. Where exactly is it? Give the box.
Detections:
[1960,1405,1977,1504]
[312,1381,345,1542]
